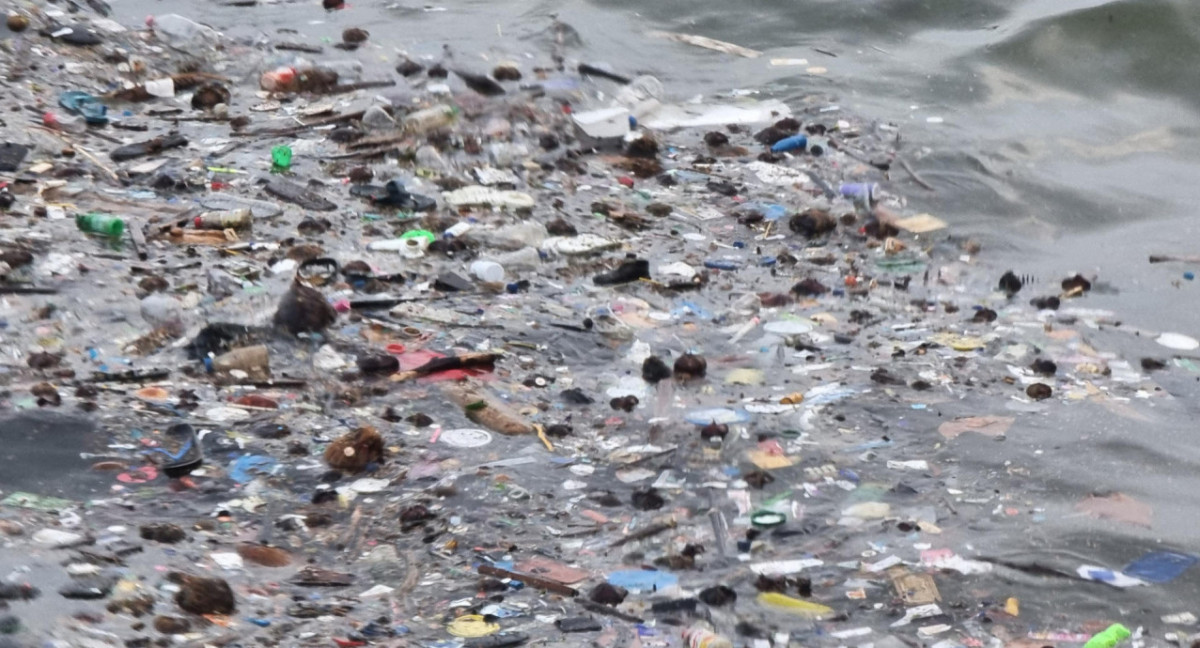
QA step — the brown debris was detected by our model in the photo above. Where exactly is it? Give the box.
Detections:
[323,426,384,473]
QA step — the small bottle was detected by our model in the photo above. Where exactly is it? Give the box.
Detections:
[76,212,124,237]
[770,134,807,154]
[494,247,540,271]
[443,222,473,238]
[210,345,270,375]
[470,260,505,283]
[44,112,86,134]
[140,294,187,335]
[839,182,879,204]
[260,66,297,92]
[402,104,456,134]
[148,14,219,49]
[682,624,733,648]
[193,208,252,230]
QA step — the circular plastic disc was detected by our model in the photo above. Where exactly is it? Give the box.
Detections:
[1156,332,1199,351]
[439,428,493,448]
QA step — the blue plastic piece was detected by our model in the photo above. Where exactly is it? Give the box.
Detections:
[1123,551,1197,583]
[58,91,108,125]
[704,259,740,270]
[607,569,678,592]
[770,134,807,153]
[229,454,279,483]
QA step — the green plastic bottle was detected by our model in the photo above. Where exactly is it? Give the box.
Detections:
[75,212,124,237]
[1083,624,1131,648]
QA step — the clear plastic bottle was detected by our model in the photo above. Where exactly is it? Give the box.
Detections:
[493,247,540,271]
[615,75,665,120]
[414,145,449,172]
[402,104,456,134]
[148,14,219,49]
[193,208,251,230]
[480,222,547,251]
[44,112,86,135]
[139,294,187,336]
[210,345,270,375]
[316,59,364,82]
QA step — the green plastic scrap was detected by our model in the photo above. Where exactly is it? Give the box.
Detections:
[2,491,74,511]
[875,254,927,274]
[1173,358,1200,373]
[1083,624,1131,648]
[270,145,292,171]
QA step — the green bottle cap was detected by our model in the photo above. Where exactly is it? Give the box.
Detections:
[400,229,436,243]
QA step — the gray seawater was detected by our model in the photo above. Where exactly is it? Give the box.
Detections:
[10,0,1200,631]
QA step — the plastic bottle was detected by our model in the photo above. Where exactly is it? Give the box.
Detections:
[682,624,732,648]
[316,59,364,81]
[615,75,665,120]
[487,142,530,167]
[259,66,340,93]
[140,294,187,336]
[361,105,396,131]
[76,212,124,237]
[43,112,86,134]
[1083,624,1131,648]
[194,208,252,230]
[481,222,547,251]
[806,135,828,156]
[402,104,456,134]
[414,145,449,172]
[839,182,879,204]
[770,134,807,154]
[470,260,505,283]
[148,14,219,49]
[443,222,473,238]
[210,345,270,375]
[494,247,540,271]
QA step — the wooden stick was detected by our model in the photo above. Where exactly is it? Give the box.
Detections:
[33,126,122,183]
[390,352,499,382]
[608,518,676,548]
[897,156,935,192]
[441,382,533,436]
[129,220,149,260]
[1150,254,1200,264]
[577,600,644,623]
[477,564,577,597]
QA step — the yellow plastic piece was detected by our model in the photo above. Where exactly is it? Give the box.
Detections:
[756,592,834,618]
[447,615,499,638]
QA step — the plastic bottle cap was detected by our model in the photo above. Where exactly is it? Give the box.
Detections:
[400,229,436,243]
[751,511,786,527]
